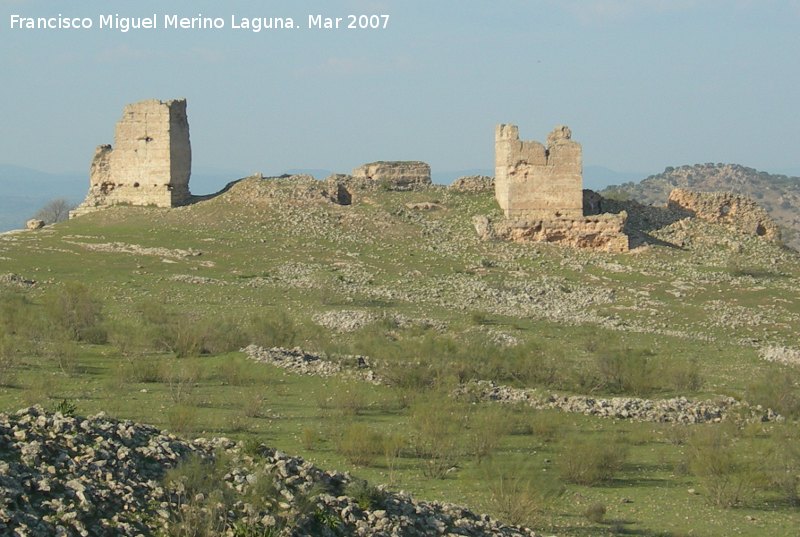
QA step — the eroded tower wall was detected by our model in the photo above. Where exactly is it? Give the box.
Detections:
[495,124,583,218]
[72,99,191,216]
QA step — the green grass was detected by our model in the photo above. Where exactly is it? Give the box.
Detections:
[1,180,799,536]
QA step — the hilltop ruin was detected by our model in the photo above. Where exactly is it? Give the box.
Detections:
[351,161,431,190]
[480,124,630,252]
[71,99,192,217]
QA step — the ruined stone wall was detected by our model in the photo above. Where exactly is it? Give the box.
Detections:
[495,124,583,218]
[667,188,781,242]
[351,161,431,190]
[474,213,629,253]
[71,99,191,217]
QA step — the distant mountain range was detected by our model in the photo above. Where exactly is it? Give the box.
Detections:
[601,163,800,250]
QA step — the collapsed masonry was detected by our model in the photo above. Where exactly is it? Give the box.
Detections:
[667,188,781,242]
[484,124,629,252]
[351,161,431,190]
[71,99,192,217]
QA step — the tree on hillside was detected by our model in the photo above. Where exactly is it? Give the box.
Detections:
[33,198,74,224]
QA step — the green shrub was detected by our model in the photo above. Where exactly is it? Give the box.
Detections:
[559,434,628,485]
[467,406,510,463]
[241,393,265,418]
[0,331,18,387]
[663,358,705,392]
[167,405,198,436]
[594,347,657,396]
[761,427,800,506]
[45,282,107,343]
[344,478,386,510]
[746,367,800,418]
[686,425,755,508]
[247,312,298,348]
[410,395,466,478]
[335,423,385,466]
[163,453,234,536]
[0,291,35,338]
[486,462,563,528]
[583,502,607,524]
[163,361,200,405]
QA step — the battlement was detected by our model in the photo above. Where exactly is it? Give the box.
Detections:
[494,124,582,218]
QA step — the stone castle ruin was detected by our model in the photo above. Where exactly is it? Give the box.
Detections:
[495,124,583,218]
[479,124,630,252]
[63,99,781,253]
[71,99,191,217]
[351,161,431,190]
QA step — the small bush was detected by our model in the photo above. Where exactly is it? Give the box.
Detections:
[335,423,385,466]
[467,406,510,463]
[761,427,800,506]
[163,453,235,536]
[247,312,298,348]
[528,411,563,443]
[663,358,704,392]
[559,434,628,485]
[746,367,800,418]
[45,282,107,343]
[486,462,563,528]
[583,502,606,524]
[410,395,466,478]
[344,478,386,510]
[167,405,198,437]
[595,347,657,396]
[241,393,264,418]
[0,331,18,387]
[301,427,321,450]
[686,425,755,508]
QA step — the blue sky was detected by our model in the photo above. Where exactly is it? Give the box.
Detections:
[1,0,799,181]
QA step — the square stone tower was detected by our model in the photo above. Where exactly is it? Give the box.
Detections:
[71,99,191,216]
[494,124,583,218]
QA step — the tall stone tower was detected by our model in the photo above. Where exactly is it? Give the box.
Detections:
[71,99,191,217]
[494,124,582,219]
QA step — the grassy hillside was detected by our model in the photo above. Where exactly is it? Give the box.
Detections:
[601,163,800,250]
[1,176,799,536]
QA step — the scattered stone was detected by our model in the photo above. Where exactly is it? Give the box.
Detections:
[405,202,444,211]
[0,407,538,536]
[0,273,36,287]
[26,219,45,230]
[453,380,782,424]
[313,310,377,332]
[759,346,800,366]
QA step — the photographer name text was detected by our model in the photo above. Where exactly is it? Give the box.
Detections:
[9,13,390,33]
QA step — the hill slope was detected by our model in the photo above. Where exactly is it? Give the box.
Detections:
[601,163,800,249]
[1,177,799,536]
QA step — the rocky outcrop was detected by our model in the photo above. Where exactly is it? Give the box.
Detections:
[667,188,781,242]
[71,99,192,218]
[0,407,537,537]
[25,219,44,230]
[351,161,431,190]
[600,163,800,250]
